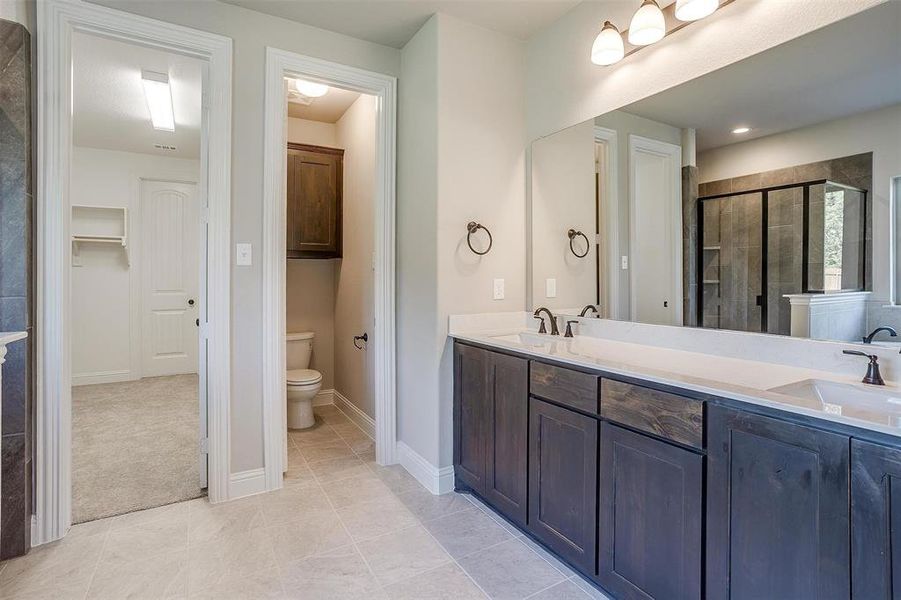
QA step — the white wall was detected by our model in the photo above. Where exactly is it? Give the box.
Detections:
[397,15,441,466]
[0,0,33,30]
[70,146,200,384]
[530,120,595,311]
[286,117,337,147]
[525,0,883,141]
[91,0,400,473]
[397,14,526,468]
[334,94,377,418]
[698,104,901,302]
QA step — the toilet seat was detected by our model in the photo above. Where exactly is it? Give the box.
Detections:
[287,368,322,386]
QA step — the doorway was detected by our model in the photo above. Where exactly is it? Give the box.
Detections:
[36,0,231,544]
[262,49,397,490]
[68,32,205,524]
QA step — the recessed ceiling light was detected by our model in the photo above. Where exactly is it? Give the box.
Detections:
[732,127,751,134]
[291,78,329,98]
[141,70,175,132]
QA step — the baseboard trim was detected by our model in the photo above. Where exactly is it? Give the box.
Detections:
[396,441,454,495]
[228,468,267,500]
[333,390,375,439]
[313,389,334,407]
[72,369,135,387]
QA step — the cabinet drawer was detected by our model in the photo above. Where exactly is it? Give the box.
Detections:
[530,361,599,415]
[600,379,704,449]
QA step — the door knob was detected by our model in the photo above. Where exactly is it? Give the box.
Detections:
[188,298,195,306]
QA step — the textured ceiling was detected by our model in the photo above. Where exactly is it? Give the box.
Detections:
[287,84,362,122]
[72,32,202,159]
[218,0,581,48]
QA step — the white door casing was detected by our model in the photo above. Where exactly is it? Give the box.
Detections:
[594,127,619,319]
[140,180,199,377]
[36,0,231,545]
[629,134,683,326]
[262,48,397,493]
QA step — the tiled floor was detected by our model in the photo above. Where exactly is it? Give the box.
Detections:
[0,405,611,599]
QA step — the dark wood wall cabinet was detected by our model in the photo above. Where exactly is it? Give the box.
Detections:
[453,340,897,599]
[286,143,343,259]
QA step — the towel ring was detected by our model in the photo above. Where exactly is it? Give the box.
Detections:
[466,221,492,256]
[568,229,590,258]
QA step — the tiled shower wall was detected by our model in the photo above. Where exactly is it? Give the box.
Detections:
[0,19,34,559]
[689,153,873,336]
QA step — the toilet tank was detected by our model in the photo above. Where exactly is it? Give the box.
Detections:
[286,332,315,370]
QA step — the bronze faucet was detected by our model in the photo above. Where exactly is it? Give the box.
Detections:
[533,307,559,335]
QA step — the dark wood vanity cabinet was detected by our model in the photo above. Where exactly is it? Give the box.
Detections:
[598,422,703,600]
[286,143,343,259]
[453,344,529,526]
[528,397,598,574]
[851,439,901,599]
[706,405,851,600]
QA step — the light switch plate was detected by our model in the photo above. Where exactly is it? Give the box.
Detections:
[621,255,629,270]
[493,278,505,300]
[546,278,557,298]
[236,243,252,266]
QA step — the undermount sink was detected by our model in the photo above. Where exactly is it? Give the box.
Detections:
[768,378,901,420]
[489,332,558,347]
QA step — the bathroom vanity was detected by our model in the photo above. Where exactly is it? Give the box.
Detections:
[451,324,901,600]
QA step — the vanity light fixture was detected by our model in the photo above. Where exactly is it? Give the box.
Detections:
[628,0,666,46]
[291,78,329,98]
[141,70,175,132]
[591,21,626,66]
[675,0,720,21]
[732,126,751,134]
[592,0,733,66]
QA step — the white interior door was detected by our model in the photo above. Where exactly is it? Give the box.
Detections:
[629,135,682,326]
[141,179,200,378]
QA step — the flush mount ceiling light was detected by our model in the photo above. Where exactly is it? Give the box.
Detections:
[591,21,625,66]
[291,78,329,98]
[628,0,666,46]
[732,126,751,134]
[675,0,720,21]
[141,70,175,132]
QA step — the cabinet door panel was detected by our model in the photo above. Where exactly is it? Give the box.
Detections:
[286,144,343,258]
[598,423,702,600]
[528,398,598,574]
[485,352,529,526]
[454,344,489,493]
[707,405,850,600]
[852,438,901,599]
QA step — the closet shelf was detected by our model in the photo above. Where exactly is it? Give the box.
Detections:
[71,205,129,266]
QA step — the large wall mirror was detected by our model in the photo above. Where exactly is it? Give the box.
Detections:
[529,1,901,344]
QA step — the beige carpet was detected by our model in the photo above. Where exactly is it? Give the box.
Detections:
[72,374,203,523]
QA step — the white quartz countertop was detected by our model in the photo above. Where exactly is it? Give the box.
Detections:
[450,328,901,438]
[0,331,27,347]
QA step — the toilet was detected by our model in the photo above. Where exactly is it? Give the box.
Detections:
[286,332,323,429]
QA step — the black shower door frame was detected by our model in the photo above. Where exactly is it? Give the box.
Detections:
[696,179,867,334]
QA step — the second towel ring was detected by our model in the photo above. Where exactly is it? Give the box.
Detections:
[467,221,493,256]
[568,229,590,258]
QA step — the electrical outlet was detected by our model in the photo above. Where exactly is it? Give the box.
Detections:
[546,278,557,298]
[621,255,629,270]
[493,278,505,300]
[236,243,252,266]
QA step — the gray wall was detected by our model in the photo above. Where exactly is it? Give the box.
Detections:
[0,16,33,559]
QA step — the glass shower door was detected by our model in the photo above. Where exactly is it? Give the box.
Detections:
[699,192,764,333]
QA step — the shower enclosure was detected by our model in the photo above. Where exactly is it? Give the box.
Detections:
[697,179,867,336]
